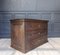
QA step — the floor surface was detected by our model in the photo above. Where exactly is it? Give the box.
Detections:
[0,37,60,55]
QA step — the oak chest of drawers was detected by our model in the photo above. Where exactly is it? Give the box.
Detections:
[10,19,48,53]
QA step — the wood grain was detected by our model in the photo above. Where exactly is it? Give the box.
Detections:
[10,19,48,53]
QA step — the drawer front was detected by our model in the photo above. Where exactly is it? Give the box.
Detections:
[29,37,47,49]
[26,29,47,40]
[25,22,47,31]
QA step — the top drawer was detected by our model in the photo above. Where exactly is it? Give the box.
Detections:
[25,22,47,30]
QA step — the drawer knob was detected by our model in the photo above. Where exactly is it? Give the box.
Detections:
[38,32,41,34]
[38,25,40,27]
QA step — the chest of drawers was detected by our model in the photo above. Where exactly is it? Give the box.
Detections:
[10,19,48,53]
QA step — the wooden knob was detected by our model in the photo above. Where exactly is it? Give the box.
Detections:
[38,25,40,27]
[38,32,41,34]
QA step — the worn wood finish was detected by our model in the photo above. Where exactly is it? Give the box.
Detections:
[10,19,48,53]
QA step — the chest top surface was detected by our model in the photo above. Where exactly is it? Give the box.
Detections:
[10,19,49,22]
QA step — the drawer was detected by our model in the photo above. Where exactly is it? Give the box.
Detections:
[26,29,47,35]
[25,22,47,30]
[29,37,47,49]
[26,29,47,40]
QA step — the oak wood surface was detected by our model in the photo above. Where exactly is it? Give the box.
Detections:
[10,19,48,53]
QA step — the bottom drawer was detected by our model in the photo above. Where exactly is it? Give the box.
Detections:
[29,37,48,49]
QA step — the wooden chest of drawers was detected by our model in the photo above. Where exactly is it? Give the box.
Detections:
[10,19,48,53]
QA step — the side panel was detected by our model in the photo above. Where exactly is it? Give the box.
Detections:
[11,21,25,53]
